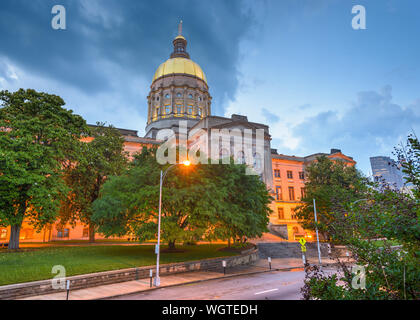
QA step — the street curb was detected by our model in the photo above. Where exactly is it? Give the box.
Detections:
[97,262,341,300]
[97,269,277,300]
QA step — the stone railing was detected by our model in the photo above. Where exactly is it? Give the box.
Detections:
[0,246,258,300]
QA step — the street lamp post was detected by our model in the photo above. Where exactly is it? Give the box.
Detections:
[154,160,190,287]
[313,199,322,265]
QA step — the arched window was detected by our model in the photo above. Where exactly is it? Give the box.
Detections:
[237,151,245,164]
[0,228,7,240]
[253,152,262,171]
[219,148,229,161]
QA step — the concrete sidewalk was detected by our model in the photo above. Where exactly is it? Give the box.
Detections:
[19,257,339,300]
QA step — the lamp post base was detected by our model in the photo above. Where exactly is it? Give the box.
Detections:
[154,276,161,287]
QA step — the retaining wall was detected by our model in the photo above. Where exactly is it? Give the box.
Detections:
[257,242,330,259]
[0,247,258,300]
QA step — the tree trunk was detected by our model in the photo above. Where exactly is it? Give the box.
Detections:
[8,224,21,250]
[168,240,176,250]
[48,225,52,241]
[228,238,231,248]
[89,223,95,243]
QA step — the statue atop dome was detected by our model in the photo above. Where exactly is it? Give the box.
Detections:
[171,21,189,59]
[178,20,183,36]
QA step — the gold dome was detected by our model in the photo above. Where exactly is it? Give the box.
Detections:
[152,57,207,84]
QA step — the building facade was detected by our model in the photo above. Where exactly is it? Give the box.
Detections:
[270,149,356,241]
[0,24,356,244]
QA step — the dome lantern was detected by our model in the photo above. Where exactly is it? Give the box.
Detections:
[170,20,190,59]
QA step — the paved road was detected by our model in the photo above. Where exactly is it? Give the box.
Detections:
[110,268,315,300]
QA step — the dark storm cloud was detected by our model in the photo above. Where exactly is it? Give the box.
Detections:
[0,0,255,113]
[291,86,420,173]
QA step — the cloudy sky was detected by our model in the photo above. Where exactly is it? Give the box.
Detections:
[0,0,419,175]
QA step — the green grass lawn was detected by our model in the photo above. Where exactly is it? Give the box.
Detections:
[0,244,237,286]
[19,239,142,245]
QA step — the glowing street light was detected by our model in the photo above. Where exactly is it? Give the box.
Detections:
[154,160,191,286]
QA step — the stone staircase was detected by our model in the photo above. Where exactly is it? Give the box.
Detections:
[267,224,288,240]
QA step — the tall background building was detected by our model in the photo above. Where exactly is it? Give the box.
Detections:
[370,156,405,189]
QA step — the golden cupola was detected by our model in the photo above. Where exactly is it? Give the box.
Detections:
[145,21,212,139]
[153,58,207,85]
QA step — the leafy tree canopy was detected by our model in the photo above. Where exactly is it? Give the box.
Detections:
[0,89,88,249]
[92,148,272,249]
[60,122,128,242]
[296,155,368,239]
[302,135,420,300]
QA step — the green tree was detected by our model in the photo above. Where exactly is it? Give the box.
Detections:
[201,163,272,244]
[60,123,127,242]
[301,135,420,300]
[395,133,420,199]
[91,148,271,249]
[0,89,88,250]
[296,156,367,240]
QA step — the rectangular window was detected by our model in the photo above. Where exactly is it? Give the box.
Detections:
[299,171,305,180]
[165,105,171,114]
[301,187,305,199]
[187,106,193,115]
[287,171,293,179]
[57,228,70,238]
[274,169,281,178]
[276,186,282,201]
[0,229,7,240]
[288,187,295,200]
[277,208,284,220]
[197,107,202,117]
[177,105,182,114]
[291,208,297,220]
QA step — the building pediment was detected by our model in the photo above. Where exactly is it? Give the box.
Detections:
[210,120,265,130]
[190,116,271,140]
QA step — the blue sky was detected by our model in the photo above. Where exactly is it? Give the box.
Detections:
[0,0,419,175]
